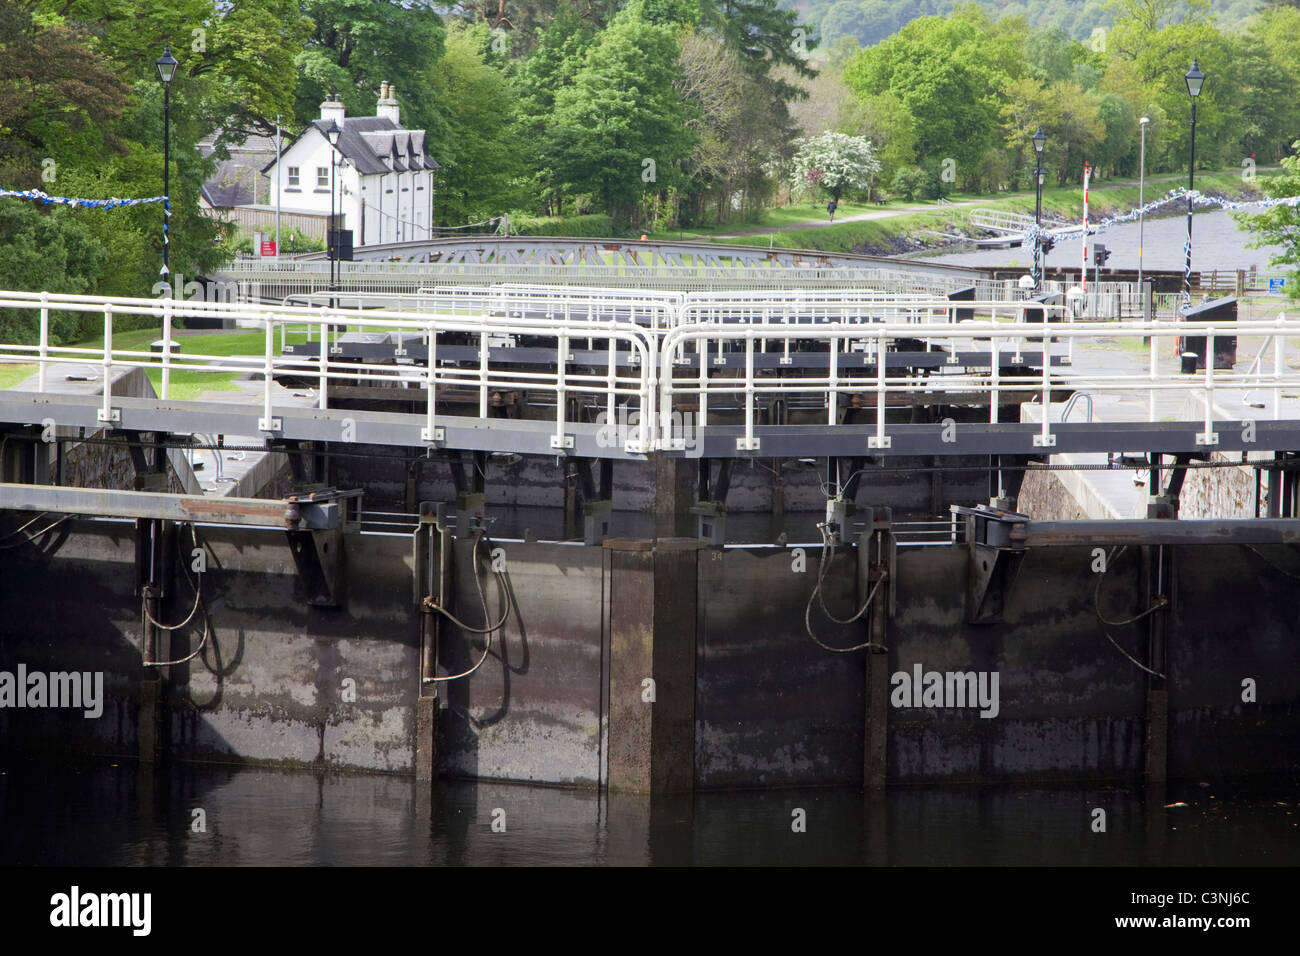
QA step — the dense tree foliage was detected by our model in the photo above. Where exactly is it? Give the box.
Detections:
[2,0,1299,310]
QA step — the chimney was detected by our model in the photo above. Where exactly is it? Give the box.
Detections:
[320,90,346,127]
[377,81,401,127]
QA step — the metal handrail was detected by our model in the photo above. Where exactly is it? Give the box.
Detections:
[1,290,1292,457]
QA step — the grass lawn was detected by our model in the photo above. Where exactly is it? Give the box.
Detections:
[1,326,314,398]
[0,364,37,389]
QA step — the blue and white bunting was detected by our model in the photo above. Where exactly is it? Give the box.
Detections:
[0,187,169,209]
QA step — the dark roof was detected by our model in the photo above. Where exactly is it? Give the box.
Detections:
[257,117,440,178]
[200,154,273,208]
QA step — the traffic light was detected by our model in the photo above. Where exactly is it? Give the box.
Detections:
[1094,243,1110,267]
[1040,235,1056,254]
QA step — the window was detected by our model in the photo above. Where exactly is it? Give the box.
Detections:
[286,166,299,187]
[317,167,329,188]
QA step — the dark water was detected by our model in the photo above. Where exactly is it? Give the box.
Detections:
[917,209,1287,275]
[2,756,1296,866]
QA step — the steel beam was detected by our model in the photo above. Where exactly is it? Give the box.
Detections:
[1022,518,1300,547]
[0,482,347,530]
[7,392,1300,461]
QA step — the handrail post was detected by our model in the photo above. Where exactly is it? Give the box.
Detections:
[1148,320,1158,424]
[1201,329,1218,445]
[422,322,439,444]
[98,305,115,424]
[38,291,49,392]
[828,331,839,426]
[1034,326,1054,448]
[319,315,329,409]
[553,330,569,450]
[1274,313,1286,421]
[479,330,489,419]
[259,314,277,432]
[989,330,999,424]
[869,330,889,449]
[744,331,755,449]
[161,294,172,400]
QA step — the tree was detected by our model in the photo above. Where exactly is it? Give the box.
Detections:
[790,131,881,202]
[512,2,600,216]
[843,7,1024,183]
[0,203,109,343]
[1235,145,1300,302]
[294,0,446,136]
[430,24,525,224]
[544,1,695,227]
[0,1,127,187]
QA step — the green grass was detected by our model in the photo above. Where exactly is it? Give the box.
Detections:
[1,327,314,396]
[0,364,37,389]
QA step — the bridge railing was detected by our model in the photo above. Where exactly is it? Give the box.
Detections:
[1,290,1294,457]
[658,312,1295,454]
[0,290,660,453]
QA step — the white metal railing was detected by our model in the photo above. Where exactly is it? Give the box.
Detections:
[0,290,658,453]
[1,289,1294,457]
[657,311,1295,453]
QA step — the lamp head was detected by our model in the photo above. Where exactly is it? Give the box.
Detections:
[1185,59,1205,98]
[156,45,178,85]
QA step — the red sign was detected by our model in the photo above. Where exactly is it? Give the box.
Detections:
[259,239,277,257]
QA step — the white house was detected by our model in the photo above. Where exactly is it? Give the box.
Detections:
[262,85,440,247]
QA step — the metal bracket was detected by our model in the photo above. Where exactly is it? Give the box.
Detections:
[258,416,283,433]
[736,436,761,451]
[284,489,362,607]
[691,501,726,546]
[550,434,575,451]
[98,408,122,424]
[584,499,612,546]
[287,526,343,607]
[856,507,897,619]
[952,504,1029,624]
[421,426,445,444]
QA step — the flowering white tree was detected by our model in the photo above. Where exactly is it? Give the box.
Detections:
[790,131,882,203]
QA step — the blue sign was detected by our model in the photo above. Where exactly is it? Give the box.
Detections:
[1270,277,1287,294]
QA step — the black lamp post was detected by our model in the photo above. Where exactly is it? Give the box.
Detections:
[1182,59,1205,312]
[325,117,341,296]
[156,45,178,277]
[1032,125,1046,289]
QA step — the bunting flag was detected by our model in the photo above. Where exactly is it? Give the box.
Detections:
[0,187,169,209]
[161,197,171,277]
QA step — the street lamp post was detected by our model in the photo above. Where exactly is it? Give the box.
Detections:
[155,45,178,278]
[324,118,341,300]
[1182,59,1205,314]
[1032,126,1046,289]
[1138,116,1149,292]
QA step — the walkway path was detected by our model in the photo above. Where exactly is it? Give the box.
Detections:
[711,169,1270,241]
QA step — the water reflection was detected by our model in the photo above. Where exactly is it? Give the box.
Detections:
[915,209,1286,275]
[2,757,1295,866]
